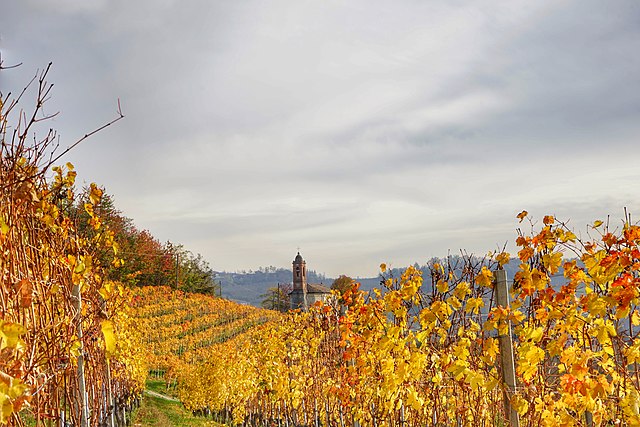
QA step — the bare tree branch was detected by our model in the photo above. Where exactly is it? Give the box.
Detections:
[47,99,124,167]
[1,62,125,191]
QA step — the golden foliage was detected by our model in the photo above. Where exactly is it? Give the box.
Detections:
[165,212,640,427]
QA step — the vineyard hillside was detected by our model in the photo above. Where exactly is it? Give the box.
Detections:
[129,286,281,386]
[148,213,640,427]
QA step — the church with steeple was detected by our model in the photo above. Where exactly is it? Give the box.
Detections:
[289,252,332,310]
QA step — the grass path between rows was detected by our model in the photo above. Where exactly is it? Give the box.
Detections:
[132,379,222,427]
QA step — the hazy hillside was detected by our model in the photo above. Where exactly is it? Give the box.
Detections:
[216,267,330,306]
[216,257,568,307]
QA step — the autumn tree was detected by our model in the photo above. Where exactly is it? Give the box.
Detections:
[260,283,292,311]
[69,187,219,294]
[173,245,220,295]
[331,274,354,295]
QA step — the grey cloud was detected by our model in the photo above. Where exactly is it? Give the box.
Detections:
[2,0,640,276]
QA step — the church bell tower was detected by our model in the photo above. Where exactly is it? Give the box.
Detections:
[293,252,307,292]
[290,252,308,310]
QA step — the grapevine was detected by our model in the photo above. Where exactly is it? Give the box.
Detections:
[170,213,640,427]
[0,67,145,426]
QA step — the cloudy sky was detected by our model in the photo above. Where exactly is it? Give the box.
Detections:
[2,1,639,278]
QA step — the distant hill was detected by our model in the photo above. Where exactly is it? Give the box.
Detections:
[216,258,569,307]
[216,267,329,306]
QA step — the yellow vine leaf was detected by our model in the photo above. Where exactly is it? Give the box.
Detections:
[70,340,81,358]
[101,320,116,358]
[0,321,27,351]
[542,252,563,275]
[518,343,545,381]
[510,309,525,323]
[465,297,484,315]
[447,295,461,310]
[485,376,499,392]
[466,370,484,391]
[475,267,494,288]
[436,280,449,293]
[511,394,529,416]
[482,338,499,364]
[430,301,452,321]
[447,359,468,381]
[0,216,9,236]
[89,183,103,205]
[0,374,29,424]
[521,325,544,343]
[632,310,640,326]
[99,281,115,301]
[496,251,510,267]
[453,281,470,300]
[406,386,424,411]
[625,341,640,365]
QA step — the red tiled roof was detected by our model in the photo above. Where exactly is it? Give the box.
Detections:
[307,283,331,294]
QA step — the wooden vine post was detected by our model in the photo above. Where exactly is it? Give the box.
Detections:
[72,283,90,427]
[494,269,520,427]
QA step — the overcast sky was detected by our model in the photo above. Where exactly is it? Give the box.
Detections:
[2,1,640,278]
